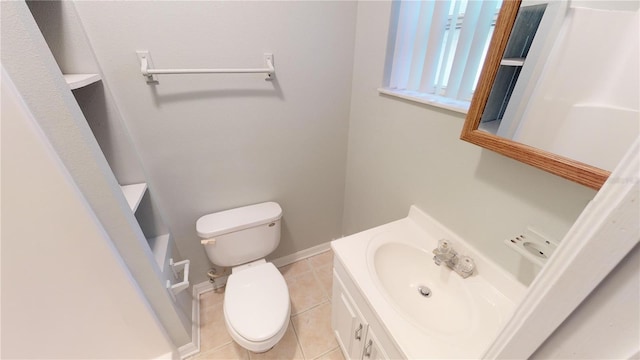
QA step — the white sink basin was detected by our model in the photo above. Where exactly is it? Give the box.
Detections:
[332,206,526,359]
[367,231,511,343]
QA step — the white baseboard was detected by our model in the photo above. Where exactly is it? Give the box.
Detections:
[178,341,198,360]
[185,241,333,358]
[271,241,332,268]
[177,281,213,359]
[198,241,333,291]
[154,351,176,360]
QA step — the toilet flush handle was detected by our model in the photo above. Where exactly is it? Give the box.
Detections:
[201,238,216,245]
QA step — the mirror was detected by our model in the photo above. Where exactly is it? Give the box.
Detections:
[461,0,639,190]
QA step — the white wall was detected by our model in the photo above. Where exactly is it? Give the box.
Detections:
[1,67,175,359]
[532,243,640,359]
[343,1,597,284]
[73,1,357,282]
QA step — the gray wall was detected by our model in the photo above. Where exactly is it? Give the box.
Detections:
[70,1,599,286]
[343,1,597,284]
[1,1,191,346]
[73,1,357,283]
[26,0,190,320]
[26,0,145,184]
[1,66,175,359]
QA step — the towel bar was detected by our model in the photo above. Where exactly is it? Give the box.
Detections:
[137,51,274,83]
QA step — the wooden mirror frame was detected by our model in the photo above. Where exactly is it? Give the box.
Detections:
[460,0,609,190]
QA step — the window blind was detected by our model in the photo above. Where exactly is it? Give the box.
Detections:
[389,0,502,102]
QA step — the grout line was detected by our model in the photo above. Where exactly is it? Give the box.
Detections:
[289,318,308,360]
[308,252,333,300]
[311,346,341,360]
[291,299,331,318]
[196,339,234,358]
[279,258,314,282]
[312,270,330,303]
[205,340,234,352]
[198,292,235,356]
[309,263,331,301]
[279,250,332,284]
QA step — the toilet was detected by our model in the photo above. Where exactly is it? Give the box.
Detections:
[196,202,289,353]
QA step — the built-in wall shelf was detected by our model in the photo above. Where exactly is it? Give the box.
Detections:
[148,234,171,270]
[63,73,101,90]
[480,4,547,127]
[500,58,525,67]
[120,183,147,212]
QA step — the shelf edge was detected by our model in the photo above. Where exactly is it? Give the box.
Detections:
[120,182,147,212]
[64,73,102,90]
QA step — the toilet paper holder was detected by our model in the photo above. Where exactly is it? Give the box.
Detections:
[166,258,190,300]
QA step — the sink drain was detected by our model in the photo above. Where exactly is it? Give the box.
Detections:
[417,285,432,298]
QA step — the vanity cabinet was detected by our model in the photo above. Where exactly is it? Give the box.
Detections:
[361,327,389,360]
[332,259,400,360]
[332,271,368,360]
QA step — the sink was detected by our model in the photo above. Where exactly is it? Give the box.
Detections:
[332,206,526,358]
[367,231,509,341]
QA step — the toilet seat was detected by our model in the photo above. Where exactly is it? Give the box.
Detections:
[223,261,290,351]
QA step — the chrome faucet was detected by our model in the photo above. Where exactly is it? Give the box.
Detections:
[432,239,475,278]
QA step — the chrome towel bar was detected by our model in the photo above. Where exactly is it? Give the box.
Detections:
[137,51,274,82]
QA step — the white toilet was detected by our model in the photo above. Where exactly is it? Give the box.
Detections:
[196,202,289,353]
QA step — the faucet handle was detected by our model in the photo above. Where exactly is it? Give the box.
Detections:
[437,239,451,253]
[458,256,475,276]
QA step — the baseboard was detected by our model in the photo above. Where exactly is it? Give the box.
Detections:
[185,241,333,358]
[271,241,332,268]
[154,351,176,360]
[177,281,213,359]
[178,341,198,359]
[197,241,333,291]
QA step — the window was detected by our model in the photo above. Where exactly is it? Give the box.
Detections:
[382,0,502,112]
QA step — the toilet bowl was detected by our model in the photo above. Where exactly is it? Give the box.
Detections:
[197,202,289,352]
[224,260,290,352]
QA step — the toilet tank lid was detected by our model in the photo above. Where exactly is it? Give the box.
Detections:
[197,202,282,238]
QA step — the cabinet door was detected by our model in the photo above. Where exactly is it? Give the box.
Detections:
[362,327,389,360]
[332,271,367,360]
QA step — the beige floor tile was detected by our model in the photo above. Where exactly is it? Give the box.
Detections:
[313,347,345,360]
[200,287,226,310]
[286,270,328,315]
[200,301,233,353]
[308,251,333,269]
[193,341,249,360]
[279,260,312,280]
[292,302,337,359]
[314,264,333,299]
[248,320,304,360]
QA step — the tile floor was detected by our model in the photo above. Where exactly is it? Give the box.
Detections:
[191,250,344,360]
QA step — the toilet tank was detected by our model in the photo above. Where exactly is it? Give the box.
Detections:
[197,202,282,267]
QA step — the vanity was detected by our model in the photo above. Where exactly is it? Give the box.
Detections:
[331,206,526,359]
